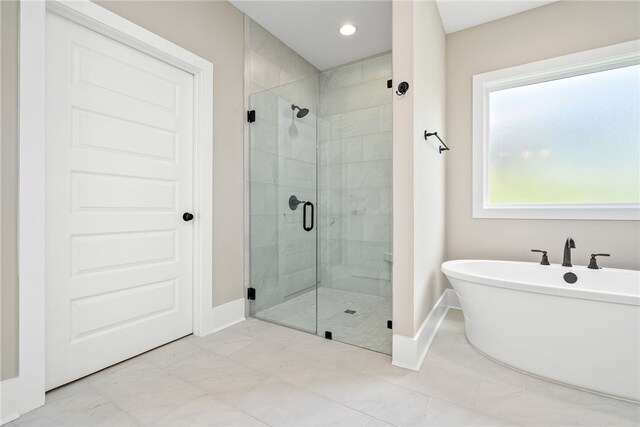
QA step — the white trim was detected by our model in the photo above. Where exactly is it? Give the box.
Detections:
[391,289,461,371]
[0,377,21,425]
[18,0,214,418]
[472,39,640,221]
[18,0,46,415]
[199,298,247,336]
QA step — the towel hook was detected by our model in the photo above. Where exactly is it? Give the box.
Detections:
[395,81,409,96]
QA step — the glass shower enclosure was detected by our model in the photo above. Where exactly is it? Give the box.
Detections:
[249,54,393,354]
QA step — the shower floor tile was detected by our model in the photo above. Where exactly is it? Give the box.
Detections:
[254,287,393,354]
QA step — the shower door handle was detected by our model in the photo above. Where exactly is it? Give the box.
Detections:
[303,201,314,232]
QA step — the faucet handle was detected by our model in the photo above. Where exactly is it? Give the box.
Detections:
[588,253,610,269]
[531,249,550,265]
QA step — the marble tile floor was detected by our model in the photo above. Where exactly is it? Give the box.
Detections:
[9,310,639,427]
[255,287,392,354]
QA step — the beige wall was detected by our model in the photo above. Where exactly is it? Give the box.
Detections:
[392,0,415,338]
[446,1,640,270]
[392,0,446,338]
[0,0,245,381]
[1,0,19,382]
[411,0,446,333]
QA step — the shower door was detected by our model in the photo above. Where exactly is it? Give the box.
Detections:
[316,54,393,355]
[248,54,393,355]
[248,77,318,333]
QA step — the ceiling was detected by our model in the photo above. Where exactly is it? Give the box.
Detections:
[231,0,556,71]
[436,1,557,34]
[230,1,392,71]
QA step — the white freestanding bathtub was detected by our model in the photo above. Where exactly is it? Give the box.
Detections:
[441,260,640,403]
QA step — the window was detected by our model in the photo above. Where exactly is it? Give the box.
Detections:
[472,40,640,220]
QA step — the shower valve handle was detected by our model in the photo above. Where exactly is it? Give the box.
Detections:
[288,195,306,210]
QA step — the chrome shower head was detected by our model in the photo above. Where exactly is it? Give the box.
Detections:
[291,104,309,119]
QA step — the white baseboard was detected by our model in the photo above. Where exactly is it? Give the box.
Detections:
[1,377,20,425]
[392,288,460,371]
[196,298,246,337]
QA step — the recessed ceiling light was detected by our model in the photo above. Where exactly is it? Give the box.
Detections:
[339,24,357,36]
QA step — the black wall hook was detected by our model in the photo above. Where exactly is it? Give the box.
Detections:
[424,131,450,154]
[396,81,409,96]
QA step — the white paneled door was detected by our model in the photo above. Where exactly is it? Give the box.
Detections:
[45,12,194,390]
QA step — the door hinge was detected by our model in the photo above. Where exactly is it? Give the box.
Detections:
[324,331,332,340]
[247,110,256,123]
[247,287,256,300]
[387,320,392,329]
[387,79,392,89]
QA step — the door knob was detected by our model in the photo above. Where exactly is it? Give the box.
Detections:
[183,212,194,222]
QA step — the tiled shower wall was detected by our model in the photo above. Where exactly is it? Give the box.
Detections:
[318,53,393,298]
[249,79,318,315]
[245,18,319,315]
[247,20,392,313]
[244,17,318,96]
